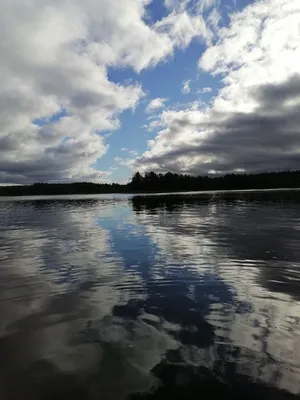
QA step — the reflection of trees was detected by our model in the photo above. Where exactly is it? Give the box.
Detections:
[131,190,300,211]
[131,191,300,299]
[2,171,300,196]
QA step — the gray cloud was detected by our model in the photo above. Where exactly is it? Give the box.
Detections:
[135,74,300,175]
[133,0,300,176]
[0,0,216,184]
[254,74,300,110]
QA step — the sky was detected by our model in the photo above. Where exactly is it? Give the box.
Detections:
[0,0,300,184]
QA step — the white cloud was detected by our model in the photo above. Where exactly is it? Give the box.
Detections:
[120,149,139,156]
[155,10,212,47]
[181,79,191,94]
[0,0,214,184]
[207,7,221,31]
[133,0,300,176]
[142,118,163,132]
[114,156,135,169]
[198,87,212,94]
[164,0,218,13]
[129,150,139,156]
[145,97,168,113]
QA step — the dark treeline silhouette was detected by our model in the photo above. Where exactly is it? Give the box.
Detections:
[0,182,125,196]
[1,170,300,196]
[129,170,300,192]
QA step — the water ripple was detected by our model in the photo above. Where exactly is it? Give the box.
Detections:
[0,191,300,399]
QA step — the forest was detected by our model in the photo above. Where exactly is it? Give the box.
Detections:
[129,170,300,191]
[0,170,300,196]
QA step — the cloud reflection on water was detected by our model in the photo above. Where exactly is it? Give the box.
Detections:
[0,199,178,399]
[0,192,300,398]
[130,192,300,394]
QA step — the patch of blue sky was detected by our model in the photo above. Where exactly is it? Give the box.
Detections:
[144,0,169,23]
[221,0,254,25]
[106,40,219,140]
[33,108,70,127]
[50,0,253,183]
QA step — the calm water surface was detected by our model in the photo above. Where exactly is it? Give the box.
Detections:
[0,190,300,399]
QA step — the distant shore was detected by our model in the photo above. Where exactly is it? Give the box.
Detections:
[1,170,300,196]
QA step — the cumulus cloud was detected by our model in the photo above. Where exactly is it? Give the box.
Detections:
[133,0,300,175]
[145,97,168,113]
[0,0,214,184]
[181,79,191,94]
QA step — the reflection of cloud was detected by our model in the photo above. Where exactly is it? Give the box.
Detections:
[0,198,179,399]
[2,194,300,397]
[131,193,300,393]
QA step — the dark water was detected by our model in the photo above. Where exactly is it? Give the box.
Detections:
[0,190,300,400]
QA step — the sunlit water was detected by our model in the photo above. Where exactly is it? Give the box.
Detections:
[0,190,300,399]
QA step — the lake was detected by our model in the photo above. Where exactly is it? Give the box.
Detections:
[0,190,300,399]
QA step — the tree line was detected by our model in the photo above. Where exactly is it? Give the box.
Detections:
[0,182,124,196]
[1,170,300,196]
[129,170,300,192]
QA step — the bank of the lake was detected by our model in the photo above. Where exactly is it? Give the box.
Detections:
[1,169,300,196]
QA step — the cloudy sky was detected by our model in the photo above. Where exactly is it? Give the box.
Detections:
[1,0,299,184]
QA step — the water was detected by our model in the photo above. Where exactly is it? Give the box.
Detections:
[0,190,300,399]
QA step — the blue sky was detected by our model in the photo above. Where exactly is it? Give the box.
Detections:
[96,0,252,182]
[98,38,217,181]
[0,0,299,184]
